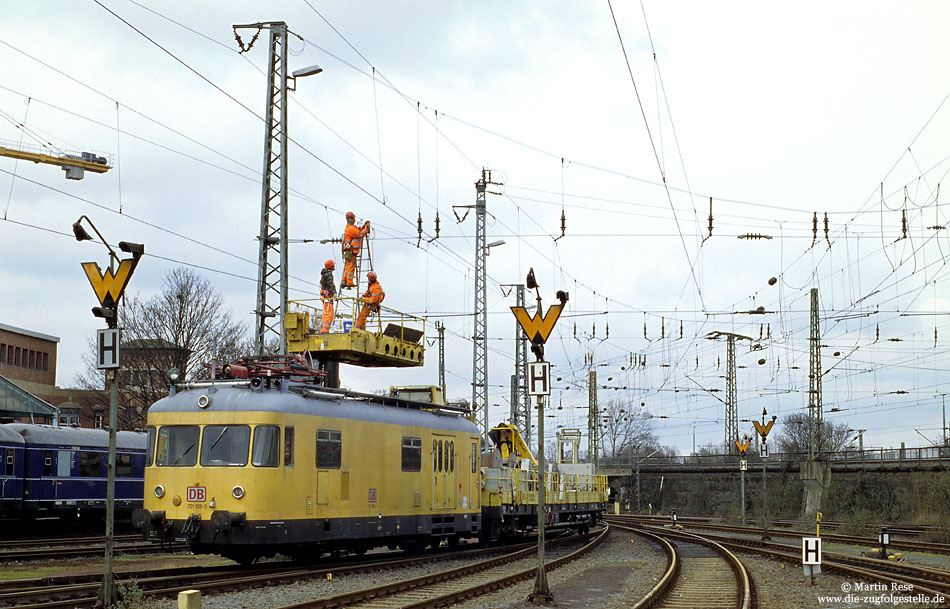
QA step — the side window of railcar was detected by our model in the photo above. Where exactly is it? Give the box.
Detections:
[200,425,251,467]
[401,437,421,472]
[284,427,294,467]
[437,440,443,472]
[471,442,477,474]
[80,451,101,477]
[252,425,280,467]
[316,429,341,468]
[145,426,156,467]
[450,441,455,472]
[156,425,199,467]
[4,448,13,475]
[44,450,53,476]
[432,440,437,470]
[116,453,133,477]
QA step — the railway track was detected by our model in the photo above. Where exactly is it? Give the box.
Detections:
[613,522,753,609]
[612,517,949,606]
[0,538,185,562]
[271,527,607,609]
[3,537,556,609]
[660,527,950,600]
[611,514,950,555]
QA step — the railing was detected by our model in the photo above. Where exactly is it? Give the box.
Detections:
[482,467,609,505]
[599,444,950,469]
[290,297,425,339]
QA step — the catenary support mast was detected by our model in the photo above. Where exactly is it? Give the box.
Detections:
[253,22,290,355]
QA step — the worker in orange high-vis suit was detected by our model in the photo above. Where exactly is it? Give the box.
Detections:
[319,259,336,333]
[341,211,371,289]
[355,271,385,330]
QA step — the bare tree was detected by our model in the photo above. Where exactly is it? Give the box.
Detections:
[597,399,658,462]
[775,412,853,456]
[76,267,248,429]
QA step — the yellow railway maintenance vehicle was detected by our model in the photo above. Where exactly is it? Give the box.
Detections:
[132,356,481,563]
[480,424,608,543]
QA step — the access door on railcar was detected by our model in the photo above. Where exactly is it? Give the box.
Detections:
[431,435,456,509]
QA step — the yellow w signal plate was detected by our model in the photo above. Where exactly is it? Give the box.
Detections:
[511,304,563,344]
[82,259,136,306]
[735,439,751,454]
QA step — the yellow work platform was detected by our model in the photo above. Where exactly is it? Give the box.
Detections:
[285,298,425,368]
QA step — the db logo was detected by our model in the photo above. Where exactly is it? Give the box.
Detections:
[187,486,206,503]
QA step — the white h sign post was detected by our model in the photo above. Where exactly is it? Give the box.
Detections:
[96,328,121,369]
[527,361,551,396]
[802,537,822,582]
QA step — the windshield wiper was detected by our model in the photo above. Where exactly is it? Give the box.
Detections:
[174,443,196,466]
[210,426,229,451]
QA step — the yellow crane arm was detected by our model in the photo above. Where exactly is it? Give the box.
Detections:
[0,145,111,176]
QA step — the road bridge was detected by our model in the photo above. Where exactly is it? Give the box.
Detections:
[598,445,950,476]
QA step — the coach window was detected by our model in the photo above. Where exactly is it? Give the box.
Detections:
[252,425,280,467]
[472,442,477,474]
[316,429,341,468]
[4,449,13,476]
[145,427,156,466]
[401,437,421,472]
[200,425,250,466]
[450,441,455,472]
[116,453,133,477]
[80,451,101,477]
[284,427,294,467]
[156,425,199,466]
[44,450,53,476]
[437,440,443,472]
[432,440,437,470]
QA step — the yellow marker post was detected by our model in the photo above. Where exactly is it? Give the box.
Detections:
[817,512,822,537]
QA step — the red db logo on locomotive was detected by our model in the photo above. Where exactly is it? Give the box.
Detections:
[187,486,206,503]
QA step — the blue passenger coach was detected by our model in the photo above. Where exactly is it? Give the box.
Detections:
[9,424,146,519]
[0,426,25,515]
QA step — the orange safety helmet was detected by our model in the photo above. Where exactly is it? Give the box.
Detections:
[345,211,356,220]
[324,259,335,270]
[366,271,377,282]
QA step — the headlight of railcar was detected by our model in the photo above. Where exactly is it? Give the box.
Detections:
[154,485,165,498]
[232,485,245,499]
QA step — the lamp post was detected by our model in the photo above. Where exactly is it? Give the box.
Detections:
[74,216,143,608]
[636,446,662,514]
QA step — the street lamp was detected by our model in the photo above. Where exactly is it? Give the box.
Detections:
[74,216,143,608]
[636,446,662,514]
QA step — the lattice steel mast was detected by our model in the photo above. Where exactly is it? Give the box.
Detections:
[726,334,737,453]
[251,22,290,355]
[808,287,823,459]
[588,369,598,464]
[507,284,530,442]
[473,170,489,441]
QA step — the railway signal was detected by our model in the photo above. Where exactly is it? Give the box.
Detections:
[73,215,143,609]
[512,277,567,606]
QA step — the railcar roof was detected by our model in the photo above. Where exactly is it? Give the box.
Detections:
[6,423,146,450]
[150,384,479,435]
[0,425,25,445]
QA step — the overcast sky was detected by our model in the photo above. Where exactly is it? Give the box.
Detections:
[2,1,949,455]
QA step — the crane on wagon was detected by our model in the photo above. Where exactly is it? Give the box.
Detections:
[0,139,112,180]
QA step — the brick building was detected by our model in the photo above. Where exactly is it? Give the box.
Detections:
[0,323,60,423]
[0,322,57,387]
